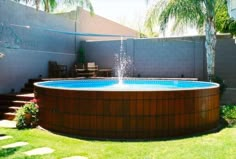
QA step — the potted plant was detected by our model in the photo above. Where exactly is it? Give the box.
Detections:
[15,99,39,129]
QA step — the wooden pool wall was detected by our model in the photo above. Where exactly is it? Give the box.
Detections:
[35,86,219,139]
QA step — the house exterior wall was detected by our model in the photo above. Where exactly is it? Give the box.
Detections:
[76,7,138,41]
[0,0,76,93]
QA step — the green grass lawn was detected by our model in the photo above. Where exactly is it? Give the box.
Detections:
[0,122,236,159]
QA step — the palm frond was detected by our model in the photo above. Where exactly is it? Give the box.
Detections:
[203,0,216,18]
[215,0,227,17]
[161,0,205,31]
[63,0,94,14]
[49,0,57,11]
[145,0,206,34]
[145,0,168,33]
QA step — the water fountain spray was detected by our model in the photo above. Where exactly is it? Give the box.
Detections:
[115,37,131,84]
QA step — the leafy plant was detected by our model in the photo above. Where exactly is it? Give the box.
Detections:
[215,0,236,36]
[13,0,94,13]
[211,75,227,97]
[15,99,39,129]
[78,47,85,64]
[220,105,236,119]
[220,105,236,127]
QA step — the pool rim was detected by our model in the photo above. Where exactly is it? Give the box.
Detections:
[34,78,220,92]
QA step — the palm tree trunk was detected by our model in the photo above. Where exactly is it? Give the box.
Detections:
[43,0,49,12]
[205,17,216,81]
[35,0,40,11]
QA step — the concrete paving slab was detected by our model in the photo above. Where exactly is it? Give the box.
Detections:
[24,147,54,156]
[2,142,28,148]
[62,156,88,159]
[0,120,16,128]
[0,135,13,140]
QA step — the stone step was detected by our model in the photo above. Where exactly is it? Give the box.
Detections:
[24,83,34,88]
[0,106,20,114]
[21,88,34,93]
[0,93,34,101]
[19,78,42,94]
[0,106,10,112]
[21,78,42,93]
[28,78,42,84]
[3,112,16,120]
[0,93,34,120]
[0,100,28,107]
[13,100,28,105]
[9,106,21,111]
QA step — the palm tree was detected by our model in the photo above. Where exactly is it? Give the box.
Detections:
[14,0,93,13]
[145,0,226,80]
[13,0,43,11]
[42,0,57,12]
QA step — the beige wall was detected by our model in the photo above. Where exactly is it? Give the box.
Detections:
[77,8,138,41]
[57,7,139,41]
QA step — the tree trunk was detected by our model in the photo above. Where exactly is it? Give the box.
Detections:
[205,17,216,81]
[44,0,49,12]
[35,0,40,11]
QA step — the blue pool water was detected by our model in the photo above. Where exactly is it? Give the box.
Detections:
[35,79,219,91]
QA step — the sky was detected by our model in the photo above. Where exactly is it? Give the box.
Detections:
[20,0,198,36]
[54,0,150,31]
[88,0,198,36]
[89,0,149,29]
[17,0,150,30]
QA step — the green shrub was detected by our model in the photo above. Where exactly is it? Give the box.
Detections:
[220,105,236,119]
[211,75,227,97]
[15,101,39,129]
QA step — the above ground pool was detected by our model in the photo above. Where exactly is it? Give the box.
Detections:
[34,79,219,139]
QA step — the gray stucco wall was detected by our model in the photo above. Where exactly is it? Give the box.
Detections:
[215,38,236,104]
[133,37,205,79]
[0,0,76,93]
[83,40,120,69]
[83,35,236,104]
[83,36,206,80]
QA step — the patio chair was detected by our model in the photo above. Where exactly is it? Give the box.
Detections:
[87,62,98,71]
[48,61,67,78]
[75,63,86,71]
[87,62,98,77]
[74,63,86,77]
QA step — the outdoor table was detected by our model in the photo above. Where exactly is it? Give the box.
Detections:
[98,69,112,77]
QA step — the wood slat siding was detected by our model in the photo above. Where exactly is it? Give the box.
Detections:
[35,87,219,139]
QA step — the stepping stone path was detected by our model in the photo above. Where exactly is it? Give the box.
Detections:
[2,142,28,149]
[0,121,86,159]
[24,147,54,156]
[0,120,16,128]
[0,135,13,140]
[62,156,88,159]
